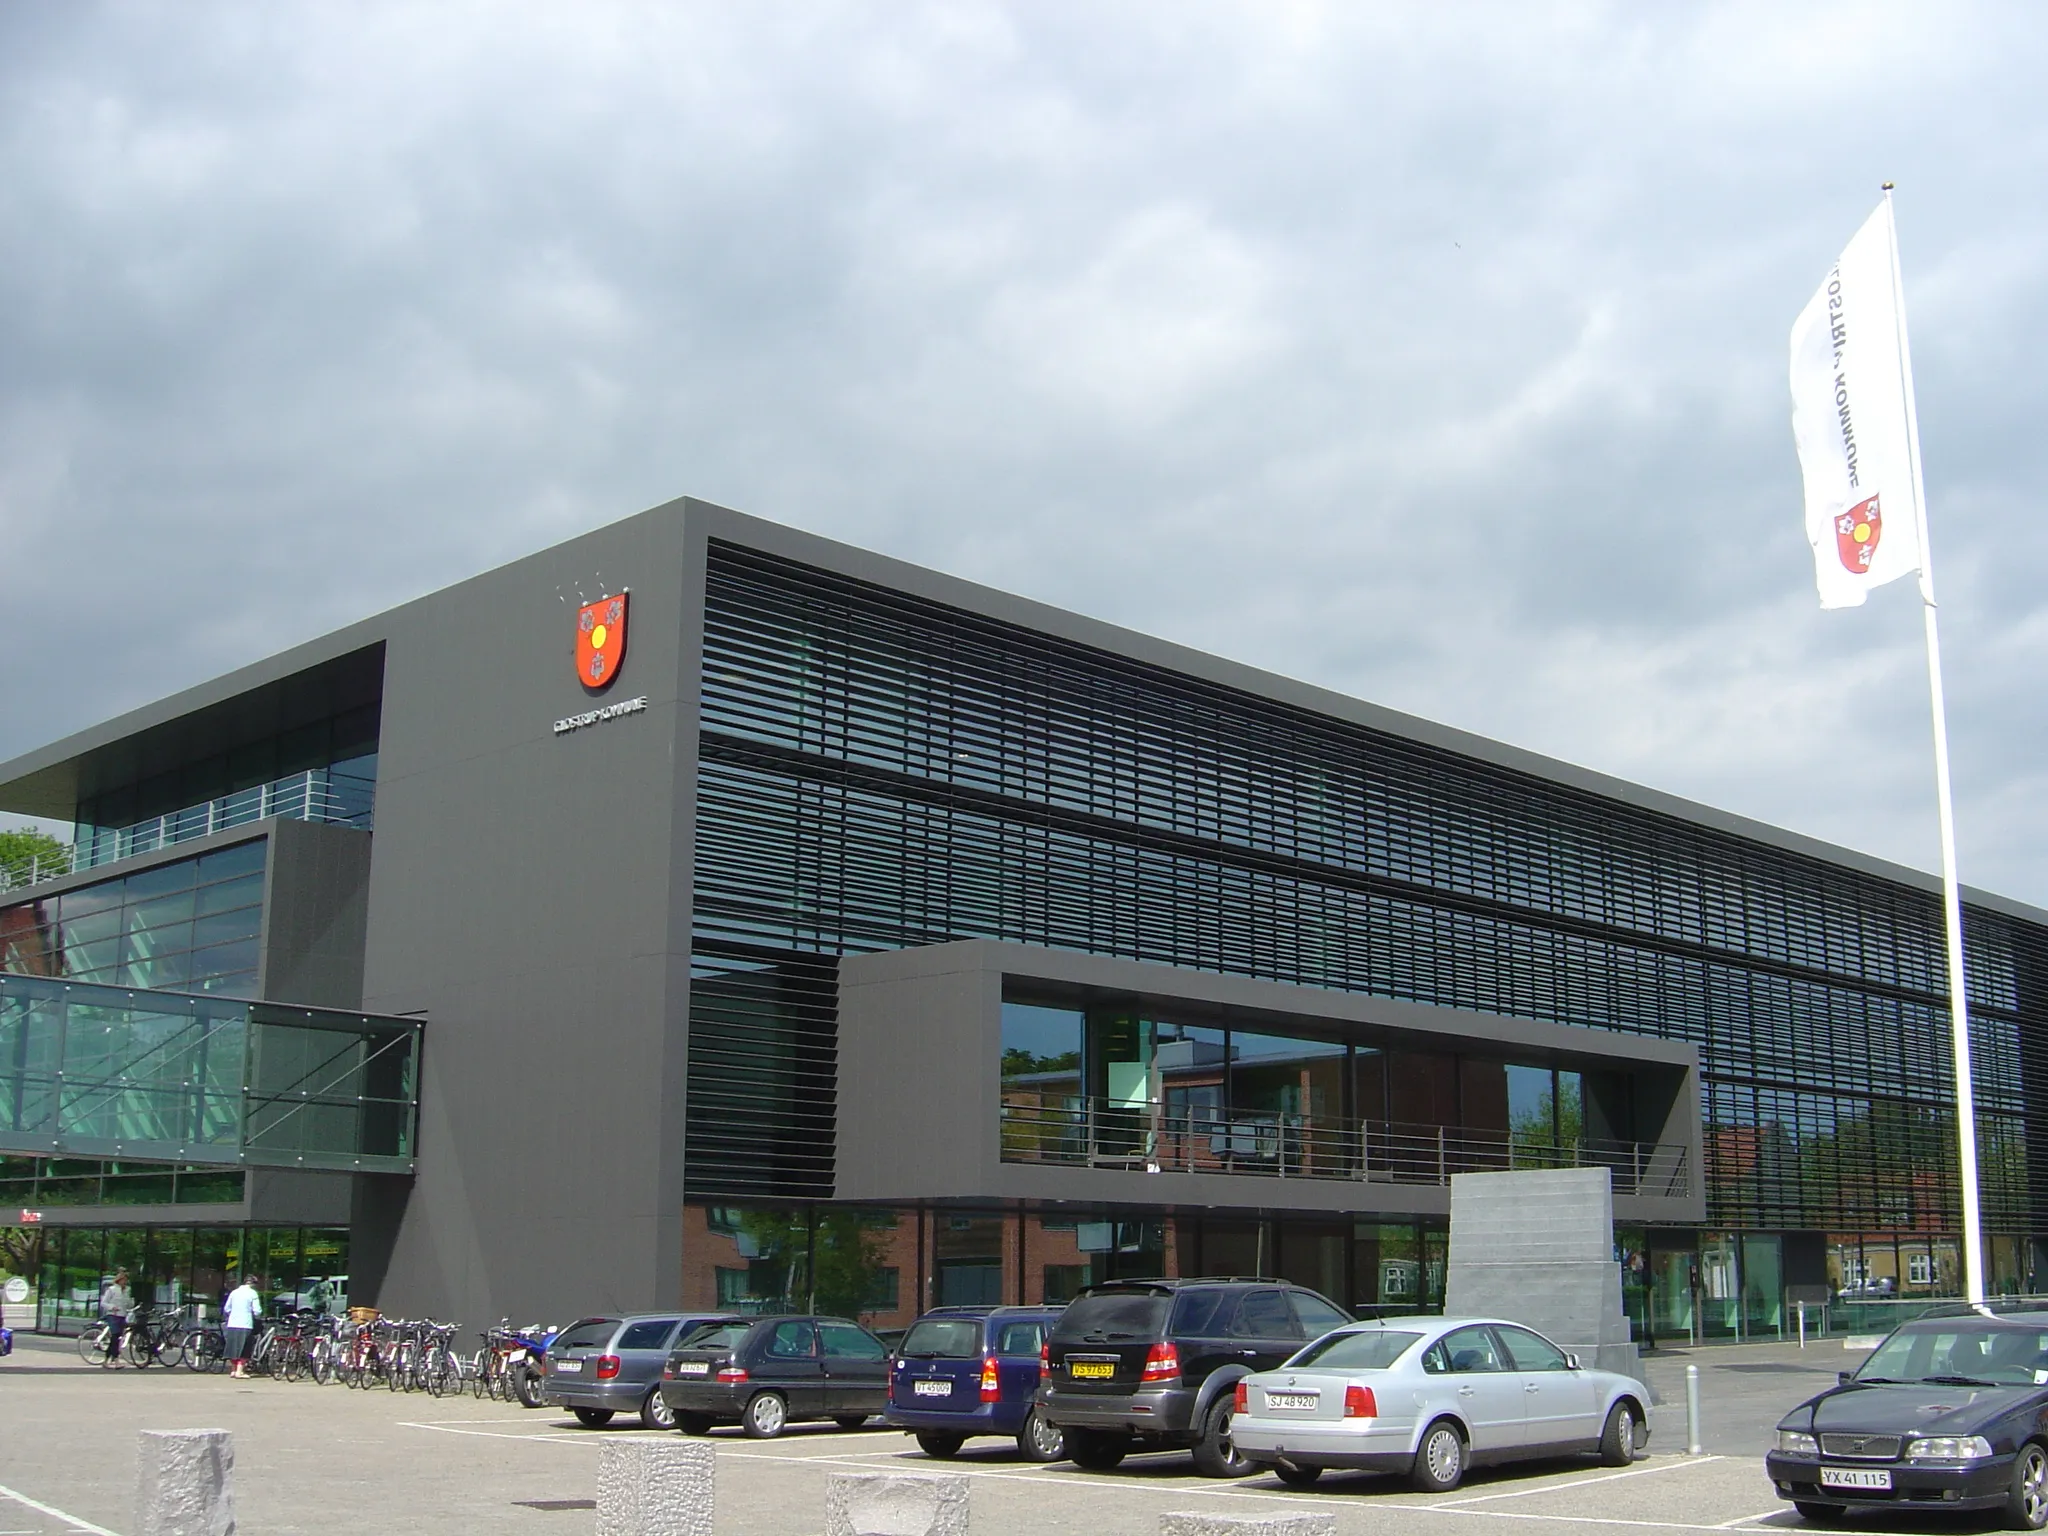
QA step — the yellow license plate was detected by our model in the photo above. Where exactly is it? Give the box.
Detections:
[1069,1361,1115,1380]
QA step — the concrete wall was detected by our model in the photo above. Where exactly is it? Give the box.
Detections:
[355,501,697,1326]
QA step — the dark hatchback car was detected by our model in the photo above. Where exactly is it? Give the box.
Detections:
[885,1306,1067,1460]
[1768,1312,2048,1528]
[545,1312,738,1428]
[1039,1279,1352,1477]
[660,1315,893,1438]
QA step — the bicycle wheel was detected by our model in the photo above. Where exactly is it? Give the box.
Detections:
[125,1327,155,1368]
[77,1325,110,1365]
[282,1341,306,1382]
[158,1329,188,1370]
[310,1338,335,1385]
[469,1350,490,1399]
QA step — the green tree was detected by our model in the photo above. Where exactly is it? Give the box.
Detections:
[0,828,68,885]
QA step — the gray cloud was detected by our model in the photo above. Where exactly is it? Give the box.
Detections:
[3,1,2046,905]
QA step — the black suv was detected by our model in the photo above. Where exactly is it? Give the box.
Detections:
[1038,1278,1352,1477]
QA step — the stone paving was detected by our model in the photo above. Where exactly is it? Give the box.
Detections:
[0,1330,1982,1536]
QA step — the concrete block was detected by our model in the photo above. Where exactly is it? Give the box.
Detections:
[1158,1514,1337,1536]
[134,1429,235,1536]
[826,1472,969,1536]
[596,1438,715,1536]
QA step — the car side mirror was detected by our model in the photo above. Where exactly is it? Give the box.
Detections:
[1564,1352,1581,1371]
[1838,1371,1855,1385]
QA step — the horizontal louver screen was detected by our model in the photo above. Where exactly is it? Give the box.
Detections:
[688,541,2048,1230]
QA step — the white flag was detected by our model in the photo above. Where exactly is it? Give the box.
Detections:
[1790,200,1924,609]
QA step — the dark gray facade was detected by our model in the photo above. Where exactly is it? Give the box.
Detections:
[5,494,2048,1334]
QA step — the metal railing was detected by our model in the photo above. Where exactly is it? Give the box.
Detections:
[999,1095,1690,1197]
[0,771,372,895]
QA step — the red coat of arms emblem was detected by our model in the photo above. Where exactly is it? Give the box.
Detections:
[1834,494,1882,573]
[576,592,627,689]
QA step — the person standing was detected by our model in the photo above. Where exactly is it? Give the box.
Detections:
[223,1274,262,1379]
[99,1269,134,1368]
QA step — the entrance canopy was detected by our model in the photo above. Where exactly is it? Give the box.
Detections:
[0,971,419,1172]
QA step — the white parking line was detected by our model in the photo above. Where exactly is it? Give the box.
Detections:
[1429,1457,1724,1507]
[400,1421,596,1444]
[0,1482,122,1536]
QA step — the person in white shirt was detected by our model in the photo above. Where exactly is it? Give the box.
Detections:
[223,1275,262,1379]
[98,1269,133,1368]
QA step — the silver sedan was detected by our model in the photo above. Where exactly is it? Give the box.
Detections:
[1231,1316,1650,1492]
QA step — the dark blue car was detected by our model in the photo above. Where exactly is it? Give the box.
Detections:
[886,1306,1066,1460]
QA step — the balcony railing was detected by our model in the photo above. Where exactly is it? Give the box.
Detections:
[1000,1095,1690,1199]
[0,770,373,895]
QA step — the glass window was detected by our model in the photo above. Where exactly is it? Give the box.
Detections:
[1507,1065,1555,1151]
[1292,1329,1423,1370]
[1232,1288,1298,1340]
[1438,1325,1506,1373]
[1289,1292,1351,1340]
[1495,1324,1570,1371]
[555,1318,619,1351]
[1052,1290,1168,1340]
[680,1322,749,1351]
[900,1319,982,1358]
[1170,1288,1234,1337]
[767,1320,817,1358]
[818,1322,887,1361]
[617,1320,674,1351]
[995,1320,1045,1356]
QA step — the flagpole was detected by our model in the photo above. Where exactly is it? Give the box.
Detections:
[1882,183,1987,1308]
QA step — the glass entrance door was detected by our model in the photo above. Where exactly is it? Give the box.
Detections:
[1741,1235,1783,1339]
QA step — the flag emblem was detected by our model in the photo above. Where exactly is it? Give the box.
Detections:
[1834,495,1882,573]
[575,593,627,689]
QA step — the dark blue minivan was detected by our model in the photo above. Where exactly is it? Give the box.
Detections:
[886,1306,1067,1460]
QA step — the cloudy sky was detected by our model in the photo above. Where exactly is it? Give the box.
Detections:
[4,2,2046,906]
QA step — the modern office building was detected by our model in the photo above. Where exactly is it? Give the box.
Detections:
[3,496,2043,1341]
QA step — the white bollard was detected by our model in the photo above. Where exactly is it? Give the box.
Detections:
[1686,1362,1703,1455]
[826,1472,969,1536]
[1159,1515,1337,1536]
[596,1438,714,1536]
[134,1429,235,1536]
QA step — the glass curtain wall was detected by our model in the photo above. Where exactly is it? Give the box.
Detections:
[998,995,1600,1183]
[20,1224,349,1333]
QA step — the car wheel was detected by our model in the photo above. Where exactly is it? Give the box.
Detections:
[916,1431,967,1458]
[1190,1393,1256,1478]
[1275,1463,1323,1487]
[641,1387,677,1431]
[742,1391,788,1439]
[834,1415,869,1431]
[572,1407,614,1428]
[1599,1401,1642,1466]
[1792,1502,1844,1524]
[1016,1408,1065,1463]
[675,1411,714,1435]
[1064,1428,1130,1471]
[1410,1419,1466,1493]
[2007,1442,2048,1530]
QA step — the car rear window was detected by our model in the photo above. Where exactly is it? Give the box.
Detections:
[1053,1291,1170,1341]
[675,1322,748,1352]
[556,1318,620,1351]
[1290,1330,1422,1370]
[900,1319,983,1358]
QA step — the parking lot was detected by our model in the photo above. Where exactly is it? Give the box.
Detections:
[0,1332,1986,1536]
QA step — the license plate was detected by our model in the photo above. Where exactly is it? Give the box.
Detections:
[554,1360,581,1374]
[1069,1361,1115,1380]
[1820,1468,1893,1491]
[675,1361,709,1376]
[914,1380,952,1397]
[507,1349,527,1365]
[1266,1392,1319,1411]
